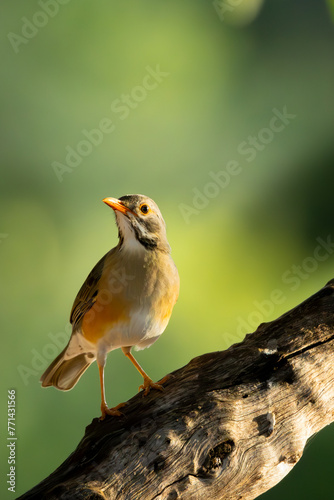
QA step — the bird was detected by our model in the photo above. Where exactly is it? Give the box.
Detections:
[40,194,180,419]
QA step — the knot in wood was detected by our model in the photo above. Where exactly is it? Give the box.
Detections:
[202,439,235,474]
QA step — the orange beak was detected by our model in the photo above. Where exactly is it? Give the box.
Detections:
[102,197,136,216]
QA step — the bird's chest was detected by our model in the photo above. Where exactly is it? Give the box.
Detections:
[81,249,176,347]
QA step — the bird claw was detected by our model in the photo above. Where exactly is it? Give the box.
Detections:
[138,376,168,397]
[100,402,127,420]
[138,378,165,396]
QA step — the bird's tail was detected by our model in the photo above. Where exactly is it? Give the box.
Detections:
[40,347,95,391]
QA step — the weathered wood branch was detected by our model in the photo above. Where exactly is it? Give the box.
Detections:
[18,280,334,500]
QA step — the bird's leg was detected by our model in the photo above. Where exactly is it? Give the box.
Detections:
[122,348,169,396]
[98,361,126,420]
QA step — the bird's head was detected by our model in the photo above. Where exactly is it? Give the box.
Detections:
[103,194,170,252]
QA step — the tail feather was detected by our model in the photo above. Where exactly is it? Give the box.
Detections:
[40,347,95,391]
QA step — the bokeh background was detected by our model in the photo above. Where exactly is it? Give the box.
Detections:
[1,0,334,498]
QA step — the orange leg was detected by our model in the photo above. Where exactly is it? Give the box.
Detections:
[98,362,126,420]
[122,348,170,396]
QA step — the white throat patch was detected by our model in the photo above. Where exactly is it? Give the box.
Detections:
[116,212,143,253]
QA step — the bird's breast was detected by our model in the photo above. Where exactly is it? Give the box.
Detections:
[81,248,179,349]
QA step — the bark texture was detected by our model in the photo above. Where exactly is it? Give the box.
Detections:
[18,280,334,500]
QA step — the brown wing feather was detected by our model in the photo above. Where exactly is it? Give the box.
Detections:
[70,252,108,331]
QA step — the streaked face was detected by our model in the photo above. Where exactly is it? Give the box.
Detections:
[106,194,170,251]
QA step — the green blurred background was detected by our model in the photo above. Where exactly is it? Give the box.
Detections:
[1,0,334,498]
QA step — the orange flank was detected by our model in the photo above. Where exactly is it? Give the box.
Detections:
[162,305,173,323]
[159,282,179,323]
[82,294,129,344]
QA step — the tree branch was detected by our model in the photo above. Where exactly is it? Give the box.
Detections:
[18,280,334,500]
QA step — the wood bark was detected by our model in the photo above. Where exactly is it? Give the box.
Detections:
[18,280,334,500]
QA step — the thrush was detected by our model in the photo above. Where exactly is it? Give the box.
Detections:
[40,194,180,419]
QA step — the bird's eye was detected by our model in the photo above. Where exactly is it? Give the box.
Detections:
[140,204,150,215]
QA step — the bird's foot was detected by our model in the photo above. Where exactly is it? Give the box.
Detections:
[100,402,127,420]
[139,374,172,396]
[139,376,163,396]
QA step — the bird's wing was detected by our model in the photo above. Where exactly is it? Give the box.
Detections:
[70,251,109,331]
